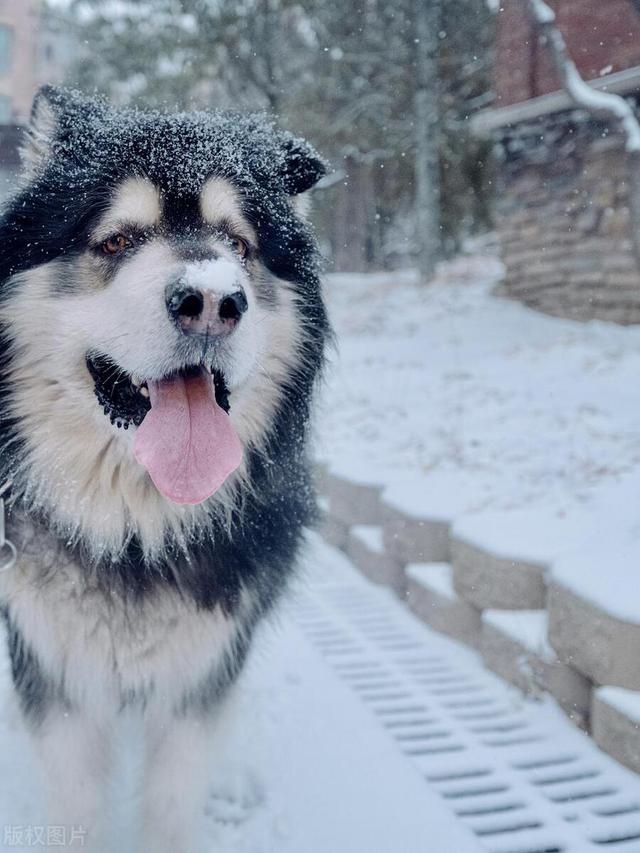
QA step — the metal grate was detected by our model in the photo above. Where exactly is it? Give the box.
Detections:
[294,540,640,853]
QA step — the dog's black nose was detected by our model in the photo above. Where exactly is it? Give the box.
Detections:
[219,291,248,322]
[166,283,248,335]
[168,286,204,321]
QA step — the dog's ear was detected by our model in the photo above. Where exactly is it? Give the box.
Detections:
[20,85,73,180]
[280,134,328,196]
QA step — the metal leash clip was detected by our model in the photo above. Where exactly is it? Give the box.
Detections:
[0,490,16,573]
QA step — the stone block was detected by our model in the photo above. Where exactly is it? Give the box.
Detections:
[481,619,543,695]
[383,512,450,566]
[480,609,591,729]
[323,472,385,527]
[451,535,546,610]
[406,563,482,648]
[317,511,350,551]
[593,687,640,774]
[548,582,640,690]
[546,658,592,730]
[346,525,404,595]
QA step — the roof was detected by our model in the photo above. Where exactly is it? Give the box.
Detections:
[472,64,640,136]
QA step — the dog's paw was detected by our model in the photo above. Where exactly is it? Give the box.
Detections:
[205,765,265,827]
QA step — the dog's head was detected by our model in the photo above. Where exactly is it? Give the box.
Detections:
[0,87,328,556]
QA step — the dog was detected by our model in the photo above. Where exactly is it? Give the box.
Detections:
[0,86,328,851]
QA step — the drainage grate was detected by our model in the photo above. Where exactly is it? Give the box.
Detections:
[294,539,640,853]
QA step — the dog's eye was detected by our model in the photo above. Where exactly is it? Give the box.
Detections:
[102,234,133,256]
[229,236,248,259]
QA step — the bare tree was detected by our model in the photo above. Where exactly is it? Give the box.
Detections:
[414,0,442,283]
[526,0,640,268]
[66,0,492,273]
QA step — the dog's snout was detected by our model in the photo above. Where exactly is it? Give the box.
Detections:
[166,281,247,335]
[219,292,248,322]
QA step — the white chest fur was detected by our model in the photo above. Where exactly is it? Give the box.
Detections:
[1,520,243,714]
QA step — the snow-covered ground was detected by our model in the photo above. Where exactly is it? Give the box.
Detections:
[4,534,640,852]
[318,246,640,615]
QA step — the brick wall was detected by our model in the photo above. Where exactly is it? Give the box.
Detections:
[496,0,640,108]
[495,106,640,324]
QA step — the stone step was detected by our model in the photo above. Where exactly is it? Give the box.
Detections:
[480,609,591,730]
[383,512,450,566]
[548,581,640,690]
[346,525,404,594]
[405,562,481,647]
[321,470,386,527]
[451,533,547,610]
[593,687,640,774]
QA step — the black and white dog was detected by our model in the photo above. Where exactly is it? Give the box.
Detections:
[0,86,328,851]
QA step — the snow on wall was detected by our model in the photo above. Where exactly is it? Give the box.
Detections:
[496,108,640,324]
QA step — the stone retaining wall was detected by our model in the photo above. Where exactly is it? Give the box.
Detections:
[317,466,640,775]
[495,104,640,324]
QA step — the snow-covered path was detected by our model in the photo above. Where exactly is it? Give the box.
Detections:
[3,535,640,851]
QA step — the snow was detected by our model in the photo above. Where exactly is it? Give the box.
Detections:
[529,0,556,25]
[552,516,640,623]
[483,609,553,660]
[455,472,640,623]
[383,471,491,523]
[317,495,329,513]
[201,620,473,852]
[528,0,640,152]
[405,562,455,599]
[351,524,384,553]
[452,504,585,565]
[318,246,640,624]
[597,686,640,724]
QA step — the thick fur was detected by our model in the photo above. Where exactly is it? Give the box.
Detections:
[0,87,328,851]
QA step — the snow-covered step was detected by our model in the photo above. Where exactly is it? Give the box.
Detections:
[452,512,549,610]
[406,562,482,647]
[593,687,640,775]
[346,525,404,593]
[294,537,640,852]
[549,547,640,690]
[549,581,640,691]
[481,609,592,729]
[481,609,551,696]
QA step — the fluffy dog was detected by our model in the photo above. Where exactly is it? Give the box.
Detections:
[0,86,328,851]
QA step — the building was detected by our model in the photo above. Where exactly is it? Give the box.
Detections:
[474,0,640,324]
[0,0,73,199]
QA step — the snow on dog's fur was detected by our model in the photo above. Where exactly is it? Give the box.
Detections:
[0,87,328,851]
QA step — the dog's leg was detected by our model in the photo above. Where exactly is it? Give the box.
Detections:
[31,709,113,852]
[138,711,220,853]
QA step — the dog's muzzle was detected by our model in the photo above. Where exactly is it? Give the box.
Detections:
[166,282,248,337]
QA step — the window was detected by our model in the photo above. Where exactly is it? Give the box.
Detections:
[0,25,12,74]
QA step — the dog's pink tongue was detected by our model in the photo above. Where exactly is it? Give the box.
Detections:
[133,370,242,505]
